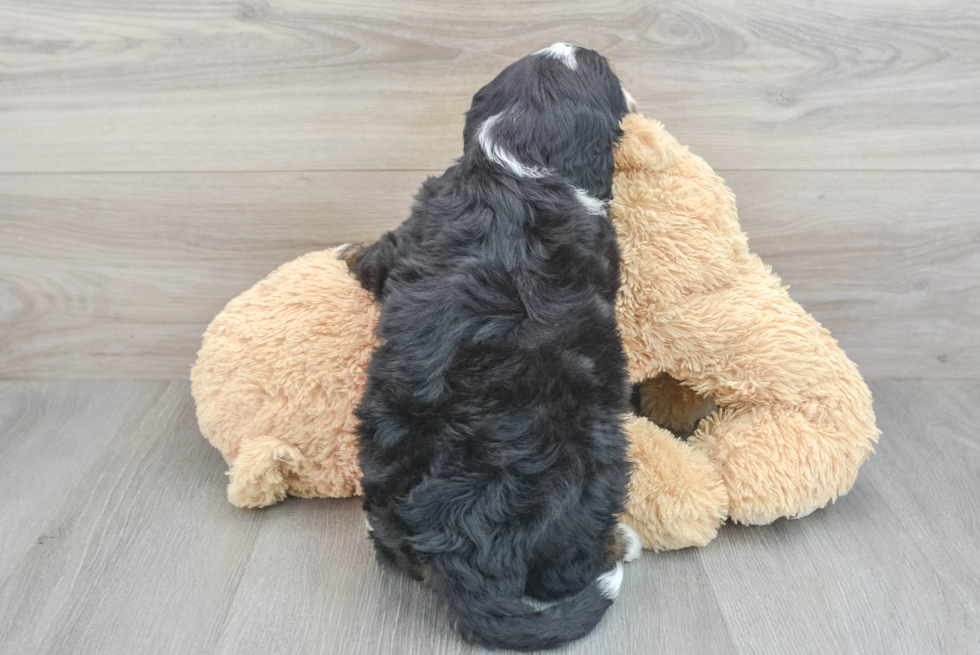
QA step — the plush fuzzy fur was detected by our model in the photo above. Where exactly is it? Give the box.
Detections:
[346,46,633,651]
[191,113,880,554]
[613,113,881,532]
[191,251,375,502]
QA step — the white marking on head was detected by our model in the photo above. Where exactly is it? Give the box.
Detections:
[572,187,608,216]
[618,523,642,562]
[623,88,639,113]
[477,113,548,179]
[533,43,578,70]
[365,518,373,533]
[597,562,624,599]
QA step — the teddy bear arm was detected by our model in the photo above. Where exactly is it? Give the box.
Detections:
[688,400,878,525]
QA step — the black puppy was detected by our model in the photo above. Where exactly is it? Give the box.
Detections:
[345,44,640,651]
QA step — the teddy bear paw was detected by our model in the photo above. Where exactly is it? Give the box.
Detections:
[622,417,729,551]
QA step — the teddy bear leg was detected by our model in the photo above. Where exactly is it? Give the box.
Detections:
[622,416,729,551]
[689,406,874,525]
[635,373,717,437]
[226,435,304,508]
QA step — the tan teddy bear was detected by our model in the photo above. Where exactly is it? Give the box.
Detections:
[191,113,879,551]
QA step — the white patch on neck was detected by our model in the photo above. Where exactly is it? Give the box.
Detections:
[477,113,548,179]
[573,186,608,216]
[533,43,578,70]
[597,562,624,599]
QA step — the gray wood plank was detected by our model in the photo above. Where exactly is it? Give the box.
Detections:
[0,381,736,655]
[0,0,978,173]
[697,380,980,655]
[862,380,980,613]
[597,548,738,655]
[0,381,166,585]
[0,170,428,379]
[729,171,980,380]
[210,496,737,655]
[1,380,978,654]
[2,170,976,379]
[0,381,263,655]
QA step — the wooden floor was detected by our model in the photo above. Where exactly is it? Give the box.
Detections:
[0,379,977,655]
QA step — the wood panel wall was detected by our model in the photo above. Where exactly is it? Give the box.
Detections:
[1,0,978,379]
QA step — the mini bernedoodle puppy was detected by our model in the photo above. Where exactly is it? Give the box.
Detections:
[344,44,642,651]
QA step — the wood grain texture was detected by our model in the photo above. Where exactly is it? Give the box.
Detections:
[0,381,166,585]
[729,171,980,379]
[2,170,977,379]
[698,379,980,655]
[0,381,264,655]
[211,499,738,655]
[0,380,977,654]
[0,170,429,379]
[1,0,978,173]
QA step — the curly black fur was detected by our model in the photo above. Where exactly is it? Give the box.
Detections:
[351,45,634,651]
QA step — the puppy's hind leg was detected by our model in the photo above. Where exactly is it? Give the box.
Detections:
[525,551,598,603]
[525,522,640,603]
[339,231,400,299]
[606,523,642,563]
[589,523,642,601]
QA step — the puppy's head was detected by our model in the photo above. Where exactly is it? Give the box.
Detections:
[463,44,634,200]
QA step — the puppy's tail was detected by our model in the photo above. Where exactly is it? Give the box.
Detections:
[429,554,623,651]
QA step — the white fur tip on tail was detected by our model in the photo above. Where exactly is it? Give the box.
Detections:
[597,562,624,599]
[618,523,643,562]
